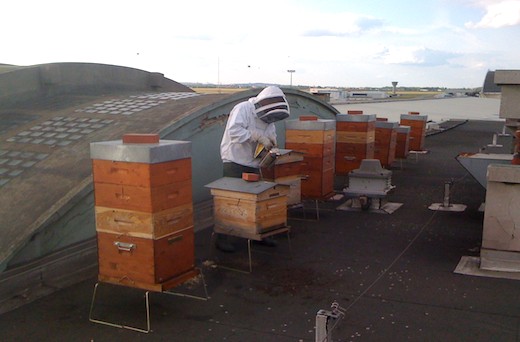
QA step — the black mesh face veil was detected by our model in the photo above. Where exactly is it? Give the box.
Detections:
[254,96,290,123]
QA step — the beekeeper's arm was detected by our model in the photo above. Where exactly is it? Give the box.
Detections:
[227,104,273,149]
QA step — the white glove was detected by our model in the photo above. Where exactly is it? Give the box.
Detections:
[250,129,262,142]
[251,129,273,149]
[258,136,273,150]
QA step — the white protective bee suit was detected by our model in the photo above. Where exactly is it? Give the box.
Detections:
[220,86,290,168]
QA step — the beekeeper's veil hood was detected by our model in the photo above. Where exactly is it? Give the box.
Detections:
[253,86,290,123]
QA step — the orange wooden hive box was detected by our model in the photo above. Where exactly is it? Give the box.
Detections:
[96,228,195,291]
[395,125,411,159]
[335,113,376,175]
[374,121,398,168]
[284,117,336,200]
[400,114,428,151]
[261,149,304,206]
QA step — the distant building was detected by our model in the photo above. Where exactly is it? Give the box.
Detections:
[309,88,389,103]
[309,88,347,103]
[346,91,389,100]
[481,70,501,98]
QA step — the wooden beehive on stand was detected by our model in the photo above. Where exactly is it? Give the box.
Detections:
[374,121,398,168]
[395,125,411,159]
[260,149,304,206]
[284,116,336,200]
[90,134,197,292]
[335,113,376,175]
[400,113,428,151]
[205,177,289,238]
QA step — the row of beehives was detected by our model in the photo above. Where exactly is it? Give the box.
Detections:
[87,108,427,292]
[261,111,428,203]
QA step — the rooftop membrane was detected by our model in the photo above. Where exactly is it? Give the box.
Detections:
[1,119,518,341]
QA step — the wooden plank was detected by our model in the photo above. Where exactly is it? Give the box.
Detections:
[210,184,289,202]
[285,129,335,144]
[285,141,334,157]
[93,179,192,213]
[336,131,375,144]
[92,158,191,187]
[95,203,194,239]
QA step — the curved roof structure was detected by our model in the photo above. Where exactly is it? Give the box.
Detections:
[0,63,339,274]
[482,70,501,97]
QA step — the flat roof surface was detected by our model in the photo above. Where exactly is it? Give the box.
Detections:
[1,119,519,341]
[335,97,501,122]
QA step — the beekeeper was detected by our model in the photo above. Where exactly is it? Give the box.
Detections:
[217,86,290,252]
[220,86,290,178]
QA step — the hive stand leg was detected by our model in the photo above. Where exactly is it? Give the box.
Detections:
[164,268,210,301]
[248,239,253,273]
[89,282,151,333]
[286,230,293,259]
[211,237,253,274]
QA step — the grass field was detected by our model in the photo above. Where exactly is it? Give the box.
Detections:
[192,86,442,100]
[192,87,249,94]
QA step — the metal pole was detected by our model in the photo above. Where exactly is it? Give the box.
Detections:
[287,69,295,86]
[315,310,330,342]
[443,182,451,208]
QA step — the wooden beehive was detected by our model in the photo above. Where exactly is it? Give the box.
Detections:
[95,203,193,239]
[400,114,427,151]
[90,135,196,292]
[284,117,336,200]
[374,121,398,168]
[205,177,289,237]
[97,228,195,291]
[261,149,304,205]
[395,125,411,159]
[335,113,376,175]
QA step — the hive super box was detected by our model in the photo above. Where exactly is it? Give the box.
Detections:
[205,177,289,238]
[284,117,336,199]
[335,113,376,175]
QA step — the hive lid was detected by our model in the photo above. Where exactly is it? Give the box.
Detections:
[400,114,428,121]
[396,125,411,133]
[336,114,376,122]
[205,177,280,194]
[90,139,191,163]
[285,119,336,131]
[375,121,399,129]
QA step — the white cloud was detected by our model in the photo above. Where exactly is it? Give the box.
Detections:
[377,46,458,66]
[300,12,384,37]
[465,0,520,28]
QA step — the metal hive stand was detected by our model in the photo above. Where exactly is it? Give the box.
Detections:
[210,225,292,274]
[88,267,209,333]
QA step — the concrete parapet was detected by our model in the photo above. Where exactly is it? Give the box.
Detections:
[0,62,193,106]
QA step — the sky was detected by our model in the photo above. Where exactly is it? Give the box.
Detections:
[2,0,520,88]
